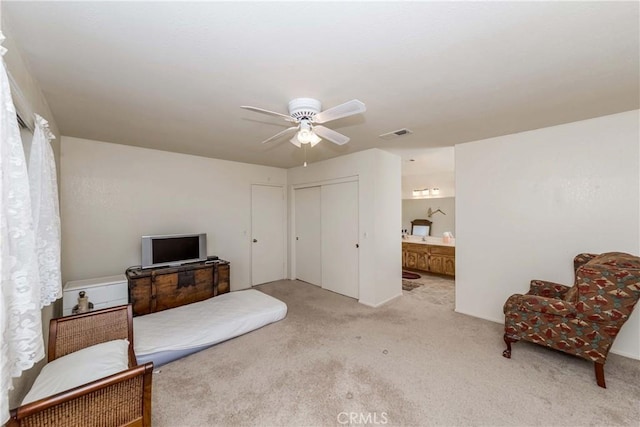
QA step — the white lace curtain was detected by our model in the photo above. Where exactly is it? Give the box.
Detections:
[29,114,62,307]
[0,32,61,424]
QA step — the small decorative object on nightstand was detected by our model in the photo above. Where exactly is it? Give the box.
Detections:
[72,290,94,314]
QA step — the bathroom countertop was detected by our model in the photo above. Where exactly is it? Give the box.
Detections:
[402,236,455,247]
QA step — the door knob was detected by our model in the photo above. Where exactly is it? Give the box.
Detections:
[253,239,258,243]
[356,243,359,248]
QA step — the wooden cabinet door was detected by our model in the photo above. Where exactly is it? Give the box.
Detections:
[443,256,455,276]
[404,243,427,272]
[429,255,444,274]
[416,252,429,271]
[405,251,418,269]
[430,246,455,276]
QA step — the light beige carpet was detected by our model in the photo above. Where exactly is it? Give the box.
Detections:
[152,278,639,426]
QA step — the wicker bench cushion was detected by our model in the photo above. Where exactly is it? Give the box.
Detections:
[22,339,129,405]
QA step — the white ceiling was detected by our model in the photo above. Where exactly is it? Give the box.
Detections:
[3,1,639,169]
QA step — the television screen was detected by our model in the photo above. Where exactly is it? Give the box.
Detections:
[141,233,207,268]
[152,236,200,264]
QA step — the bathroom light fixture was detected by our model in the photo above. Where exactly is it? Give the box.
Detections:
[432,188,440,195]
[412,189,421,197]
[421,188,430,196]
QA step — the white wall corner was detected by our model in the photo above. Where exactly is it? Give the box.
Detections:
[454,110,640,360]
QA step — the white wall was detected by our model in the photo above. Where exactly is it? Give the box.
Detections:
[386,146,455,199]
[455,110,640,359]
[402,171,455,199]
[60,137,287,290]
[402,197,455,237]
[288,149,402,307]
[373,151,403,305]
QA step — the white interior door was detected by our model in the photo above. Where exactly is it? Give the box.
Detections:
[321,181,359,299]
[251,185,285,286]
[295,186,322,286]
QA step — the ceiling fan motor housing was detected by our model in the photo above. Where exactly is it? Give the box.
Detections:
[288,98,322,121]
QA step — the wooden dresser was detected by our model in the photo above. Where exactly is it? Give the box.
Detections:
[126,260,230,316]
[402,241,455,277]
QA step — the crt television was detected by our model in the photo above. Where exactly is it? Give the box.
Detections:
[141,233,207,269]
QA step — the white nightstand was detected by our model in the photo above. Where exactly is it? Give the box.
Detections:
[62,274,128,316]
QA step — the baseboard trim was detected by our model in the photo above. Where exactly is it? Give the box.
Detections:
[360,293,403,308]
[454,309,640,361]
[454,308,503,324]
[609,348,640,360]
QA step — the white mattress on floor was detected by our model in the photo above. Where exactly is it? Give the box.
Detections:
[133,289,287,358]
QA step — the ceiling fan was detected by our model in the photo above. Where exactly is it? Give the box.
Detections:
[241,98,366,147]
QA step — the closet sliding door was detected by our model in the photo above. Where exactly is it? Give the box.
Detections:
[294,186,322,286]
[321,181,359,299]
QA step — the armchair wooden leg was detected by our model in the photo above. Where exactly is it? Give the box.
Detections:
[594,362,606,388]
[502,334,518,358]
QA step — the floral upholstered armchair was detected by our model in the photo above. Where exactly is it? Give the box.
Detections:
[503,252,640,388]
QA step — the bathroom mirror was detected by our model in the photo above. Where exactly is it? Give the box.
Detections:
[411,219,432,236]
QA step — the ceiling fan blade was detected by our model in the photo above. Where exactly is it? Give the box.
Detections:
[241,106,296,122]
[313,99,366,124]
[261,127,298,144]
[313,125,350,145]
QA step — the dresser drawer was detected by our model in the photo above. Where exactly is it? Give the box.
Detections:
[430,246,455,256]
[403,242,428,253]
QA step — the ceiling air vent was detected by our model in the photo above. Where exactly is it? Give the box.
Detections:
[379,128,413,140]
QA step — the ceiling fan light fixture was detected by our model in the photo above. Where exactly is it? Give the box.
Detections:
[297,129,313,144]
[309,132,322,147]
[297,120,314,144]
[297,130,322,146]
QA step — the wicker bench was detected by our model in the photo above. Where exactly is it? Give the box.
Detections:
[8,305,153,427]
